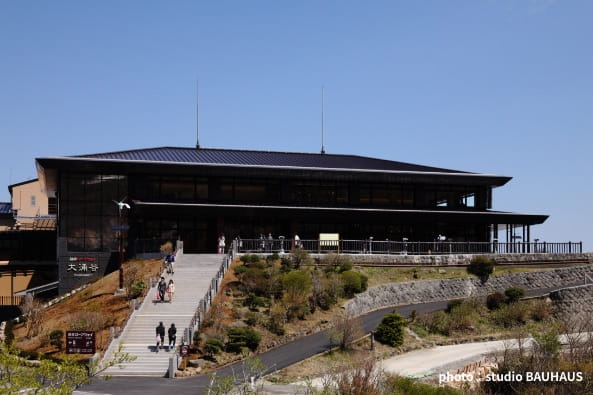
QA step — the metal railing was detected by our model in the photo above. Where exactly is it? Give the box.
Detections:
[237,239,583,255]
[183,240,237,348]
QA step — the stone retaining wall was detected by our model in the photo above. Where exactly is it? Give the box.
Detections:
[549,284,593,320]
[345,264,593,316]
[313,253,593,266]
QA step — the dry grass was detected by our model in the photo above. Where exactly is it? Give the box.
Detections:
[13,258,162,359]
[358,266,556,287]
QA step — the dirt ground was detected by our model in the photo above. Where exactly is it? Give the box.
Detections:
[13,258,162,359]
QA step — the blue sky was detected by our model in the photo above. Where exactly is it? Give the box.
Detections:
[1,1,591,248]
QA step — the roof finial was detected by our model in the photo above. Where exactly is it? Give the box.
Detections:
[321,86,325,154]
[196,79,200,149]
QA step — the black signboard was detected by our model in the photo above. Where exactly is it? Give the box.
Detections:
[66,331,96,354]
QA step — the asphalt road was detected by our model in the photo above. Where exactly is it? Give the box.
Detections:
[77,283,578,395]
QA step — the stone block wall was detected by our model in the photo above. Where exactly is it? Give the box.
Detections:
[345,264,593,315]
[312,252,593,266]
[549,284,593,321]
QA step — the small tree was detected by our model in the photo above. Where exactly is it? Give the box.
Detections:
[467,255,495,282]
[341,270,368,297]
[328,314,364,351]
[375,312,406,347]
[225,327,261,353]
[281,270,312,321]
[204,338,225,358]
[49,329,64,351]
[505,287,525,303]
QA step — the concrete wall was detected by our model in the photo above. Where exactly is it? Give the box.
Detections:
[345,264,593,315]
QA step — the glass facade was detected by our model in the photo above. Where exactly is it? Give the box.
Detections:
[57,170,497,253]
[59,174,128,252]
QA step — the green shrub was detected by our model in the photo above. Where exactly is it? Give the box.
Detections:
[49,329,64,350]
[505,287,525,303]
[375,312,406,347]
[225,327,261,353]
[448,303,478,333]
[339,260,353,273]
[234,265,248,276]
[341,271,367,297]
[385,375,460,395]
[419,311,450,336]
[491,303,529,328]
[280,257,293,272]
[204,338,225,357]
[243,311,261,326]
[244,293,267,310]
[445,299,464,313]
[266,253,280,264]
[248,254,262,264]
[467,255,495,282]
[487,292,506,310]
[4,320,15,346]
[129,280,145,299]
[281,271,312,296]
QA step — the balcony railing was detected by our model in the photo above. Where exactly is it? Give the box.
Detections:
[236,239,583,255]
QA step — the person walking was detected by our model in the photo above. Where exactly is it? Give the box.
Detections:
[168,323,177,351]
[158,277,167,303]
[155,321,165,352]
[217,234,225,254]
[166,279,175,302]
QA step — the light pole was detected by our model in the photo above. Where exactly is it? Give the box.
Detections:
[113,198,130,291]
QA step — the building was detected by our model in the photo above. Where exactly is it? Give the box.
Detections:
[8,179,56,230]
[34,146,548,291]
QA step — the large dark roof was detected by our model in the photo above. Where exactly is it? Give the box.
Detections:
[72,146,470,174]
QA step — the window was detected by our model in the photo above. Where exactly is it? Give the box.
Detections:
[30,195,36,207]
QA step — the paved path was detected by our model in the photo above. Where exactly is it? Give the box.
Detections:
[102,254,222,376]
[79,282,579,394]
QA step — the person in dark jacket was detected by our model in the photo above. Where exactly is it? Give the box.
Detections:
[158,277,167,302]
[168,323,177,351]
[155,322,165,352]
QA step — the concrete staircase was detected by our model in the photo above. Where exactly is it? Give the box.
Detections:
[101,254,223,376]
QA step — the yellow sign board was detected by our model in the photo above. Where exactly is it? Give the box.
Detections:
[319,233,340,252]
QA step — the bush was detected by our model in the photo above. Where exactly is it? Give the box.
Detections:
[280,257,293,272]
[505,287,525,303]
[243,311,261,326]
[529,299,551,321]
[491,303,529,328]
[341,271,368,297]
[375,312,406,347]
[266,253,280,264]
[467,256,495,282]
[240,267,268,295]
[487,292,506,310]
[281,271,312,296]
[234,265,248,276]
[244,293,267,311]
[267,305,286,335]
[240,254,263,265]
[248,254,262,264]
[4,320,15,346]
[291,249,312,269]
[49,329,64,350]
[448,303,478,333]
[204,338,225,357]
[418,311,450,336]
[129,280,145,299]
[445,299,464,313]
[225,327,261,353]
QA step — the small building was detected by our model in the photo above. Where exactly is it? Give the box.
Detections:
[8,179,56,230]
